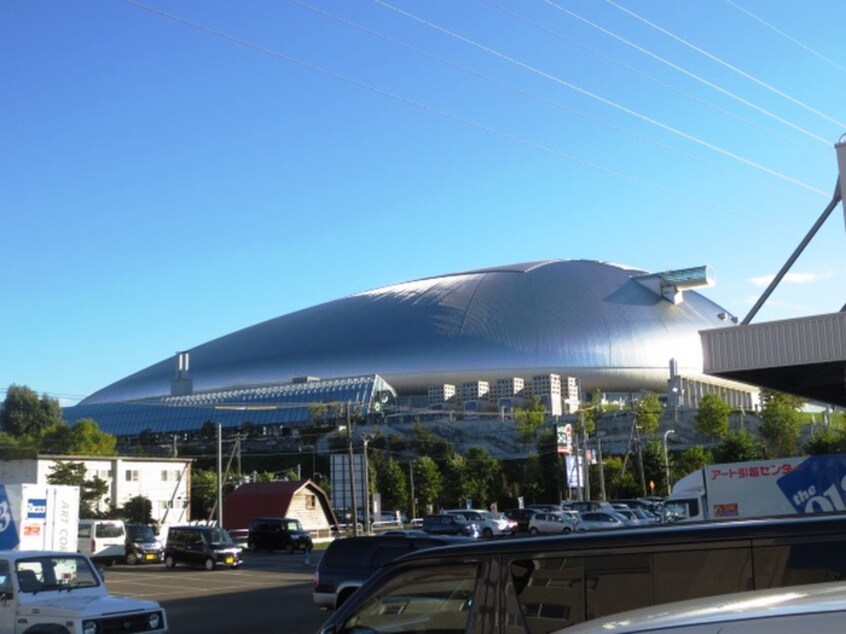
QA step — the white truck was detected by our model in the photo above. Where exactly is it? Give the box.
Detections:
[664,453,846,522]
[0,550,168,633]
[0,484,80,552]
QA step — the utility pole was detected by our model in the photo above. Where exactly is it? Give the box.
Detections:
[409,463,416,521]
[217,423,223,528]
[346,402,359,537]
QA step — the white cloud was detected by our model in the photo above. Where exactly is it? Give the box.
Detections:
[748,270,835,287]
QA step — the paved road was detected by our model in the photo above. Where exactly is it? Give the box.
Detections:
[104,551,329,634]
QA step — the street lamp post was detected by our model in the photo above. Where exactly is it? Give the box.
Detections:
[663,429,675,496]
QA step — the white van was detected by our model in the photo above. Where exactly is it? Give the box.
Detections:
[77,519,126,566]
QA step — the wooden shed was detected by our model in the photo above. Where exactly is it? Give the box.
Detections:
[222,480,338,533]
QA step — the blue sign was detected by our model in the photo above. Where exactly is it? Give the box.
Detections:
[0,485,21,550]
[777,454,846,514]
[27,498,47,519]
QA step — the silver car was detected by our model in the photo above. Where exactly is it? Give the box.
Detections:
[557,581,846,633]
[577,510,632,531]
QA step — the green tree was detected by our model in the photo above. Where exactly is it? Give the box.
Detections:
[374,457,409,515]
[442,454,470,507]
[47,461,110,518]
[514,396,547,442]
[715,429,762,463]
[190,469,218,521]
[463,446,501,509]
[412,456,443,512]
[674,445,713,479]
[581,389,605,436]
[759,391,804,457]
[601,455,640,498]
[118,495,153,524]
[634,393,663,436]
[1,385,64,438]
[804,426,846,455]
[68,419,117,455]
[695,393,731,438]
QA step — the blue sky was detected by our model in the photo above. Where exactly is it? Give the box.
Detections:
[3,0,845,405]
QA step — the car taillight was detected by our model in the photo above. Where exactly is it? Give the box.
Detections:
[312,571,319,588]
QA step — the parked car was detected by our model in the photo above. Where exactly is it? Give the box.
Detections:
[503,508,537,533]
[0,550,168,633]
[526,504,562,513]
[124,523,164,565]
[443,510,505,537]
[247,516,313,553]
[576,510,632,530]
[312,533,470,610]
[569,500,615,513]
[316,513,846,633]
[613,508,655,527]
[558,581,846,634]
[164,525,242,570]
[421,514,481,537]
[77,519,126,566]
[529,511,578,534]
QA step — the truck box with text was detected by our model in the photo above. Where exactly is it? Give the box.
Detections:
[664,453,846,521]
[0,484,79,552]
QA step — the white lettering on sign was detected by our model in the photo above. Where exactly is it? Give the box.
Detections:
[0,502,10,533]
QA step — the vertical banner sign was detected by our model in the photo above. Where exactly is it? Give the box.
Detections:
[0,485,21,550]
[557,423,573,455]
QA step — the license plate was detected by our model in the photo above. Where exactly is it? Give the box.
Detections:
[225,556,234,564]
[145,554,155,560]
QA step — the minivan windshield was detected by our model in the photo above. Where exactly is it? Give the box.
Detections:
[127,524,157,542]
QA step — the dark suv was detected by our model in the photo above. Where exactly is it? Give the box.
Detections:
[313,533,469,610]
[247,517,313,553]
[164,525,242,571]
[421,514,481,537]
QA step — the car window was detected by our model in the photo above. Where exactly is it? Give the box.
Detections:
[324,539,369,568]
[95,523,124,538]
[371,543,415,567]
[339,563,479,634]
[508,557,585,634]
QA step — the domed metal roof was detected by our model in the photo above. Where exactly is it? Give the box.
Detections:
[81,259,736,404]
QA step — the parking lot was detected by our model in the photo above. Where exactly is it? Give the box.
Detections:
[104,551,328,634]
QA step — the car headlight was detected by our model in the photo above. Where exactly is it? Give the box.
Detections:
[148,612,161,630]
[83,621,97,634]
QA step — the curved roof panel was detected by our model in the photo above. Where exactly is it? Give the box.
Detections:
[81,259,736,404]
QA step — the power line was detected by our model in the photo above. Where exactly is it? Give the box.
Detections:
[481,0,828,160]
[602,0,846,129]
[723,0,846,76]
[373,0,829,196]
[541,0,834,146]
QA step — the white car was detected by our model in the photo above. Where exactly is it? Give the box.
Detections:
[556,581,846,633]
[577,510,632,530]
[0,550,168,633]
[444,510,508,537]
[528,511,577,534]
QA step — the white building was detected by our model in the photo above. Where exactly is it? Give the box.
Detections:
[0,455,192,525]
[428,384,456,407]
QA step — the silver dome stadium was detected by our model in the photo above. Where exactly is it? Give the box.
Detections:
[80,259,736,406]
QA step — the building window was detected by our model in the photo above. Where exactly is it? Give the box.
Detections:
[125,470,139,482]
[305,495,317,510]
